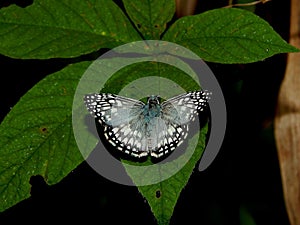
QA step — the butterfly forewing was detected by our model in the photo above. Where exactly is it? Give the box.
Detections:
[161,91,211,125]
[84,93,144,125]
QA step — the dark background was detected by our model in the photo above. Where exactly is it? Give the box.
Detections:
[0,0,292,224]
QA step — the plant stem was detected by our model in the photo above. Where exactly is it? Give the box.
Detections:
[274,0,300,225]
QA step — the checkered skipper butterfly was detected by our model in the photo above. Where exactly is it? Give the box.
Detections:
[84,91,211,159]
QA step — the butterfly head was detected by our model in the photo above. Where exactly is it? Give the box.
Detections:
[147,95,160,106]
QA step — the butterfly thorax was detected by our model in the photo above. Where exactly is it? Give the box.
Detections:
[142,95,161,122]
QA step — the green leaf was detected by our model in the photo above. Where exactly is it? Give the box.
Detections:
[90,59,205,224]
[163,8,299,63]
[0,0,141,59]
[0,61,91,212]
[122,0,175,39]
[240,205,257,225]
[102,61,200,95]
[124,123,209,225]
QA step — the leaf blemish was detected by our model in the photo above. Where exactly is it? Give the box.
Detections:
[61,86,67,95]
[156,190,161,198]
[39,126,48,134]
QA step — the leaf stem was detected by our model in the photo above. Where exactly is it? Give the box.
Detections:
[225,0,271,8]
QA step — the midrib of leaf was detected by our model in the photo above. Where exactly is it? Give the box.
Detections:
[42,116,73,181]
[1,21,106,38]
[146,0,153,30]
[122,0,175,39]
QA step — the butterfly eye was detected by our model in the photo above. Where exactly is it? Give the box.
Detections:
[147,95,159,104]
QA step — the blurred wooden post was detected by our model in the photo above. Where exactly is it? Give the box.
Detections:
[175,0,197,17]
[274,0,300,225]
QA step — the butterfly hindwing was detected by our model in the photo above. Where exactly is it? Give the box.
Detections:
[148,117,188,158]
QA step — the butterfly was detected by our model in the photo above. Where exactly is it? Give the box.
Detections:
[84,91,211,159]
